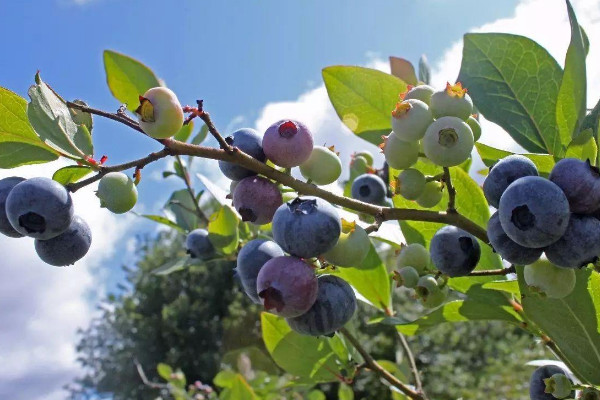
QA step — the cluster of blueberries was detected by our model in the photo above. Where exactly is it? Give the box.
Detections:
[483,155,600,298]
[350,82,481,209]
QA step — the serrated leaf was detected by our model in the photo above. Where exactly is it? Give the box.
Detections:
[322,66,407,146]
[458,33,563,155]
[164,189,199,232]
[475,143,555,177]
[389,57,417,86]
[103,50,160,112]
[208,205,239,254]
[556,0,587,146]
[174,120,194,142]
[137,214,185,233]
[518,267,600,385]
[261,313,342,383]
[52,165,93,185]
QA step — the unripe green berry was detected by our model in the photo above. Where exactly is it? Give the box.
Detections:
[430,82,473,120]
[391,99,433,141]
[543,373,572,399]
[354,151,374,166]
[415,274,448,308]
[350,155,370,179]
[323,219,370,267]
[466,115,481,141]
[136,87,184,139]
[396,243,430,273]
[96,172,138,214]
[581,388,600,400]
[422,116,474,167]
[395,168,426,200]
[382,133,419,170]
[524,259,576,299]
[416,181,443,208]
[402,85,435,105]
[299,146,342,185]
[396,266,419,288]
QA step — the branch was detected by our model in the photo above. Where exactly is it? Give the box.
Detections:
[175,154,209,224]
[340,327,425,400]
[468,265,516,277]
[198,110,234,154]
[67,101,148,138]
[134,359,168,390]
[442,167,456,212]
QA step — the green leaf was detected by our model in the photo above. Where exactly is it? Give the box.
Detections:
[137,214,185,233]
[556,0,587,146]
[338,382,354,400]
[218,374,258,400]
[68,99,93,132]
[152,257,191,276]
[307,390,326,400]
[389,57,418,86]
[329,244,391,311]
[103,50,160,112]
[565,135,597,162]
[165,189,200,232]
[174,121,194,142]
[27,73,92,158]
[458,33,563,155]
[52,165,93,185]
[475,143,555,176]
[221,346,280,375]
[191,123,209,145]
[208,205,239,254]
[322,66,407,146]
[481,279,520,296]
[518,267,600,385]
[0,142,58,169]
[157,363,173,381]
[261,313,342,383]
[418,54,431,85]
[214,370,237,388]
[197,172,229,205]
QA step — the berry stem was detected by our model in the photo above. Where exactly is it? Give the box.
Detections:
[443,167,456,212]
[467,265,516,276]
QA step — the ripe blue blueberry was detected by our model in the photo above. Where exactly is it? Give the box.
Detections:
[262,120,314,168]
[549,158,600,214]
[233,176,282,225]
[6,177,74,240]
[236,239,284,303]
[430,226,481,277]
[498,176,570,248]
[483,155,538,208]
[272,197,341,258]
[487,212,542,265]
[0,176,25,238]
[185,229,215,260]
[529,365,573,400]
[351,173,387,205]
[544,214,600,269]
[218,128,266,180]
[286,275,357,337]
[34,215,92,266]
[256,256,318,318]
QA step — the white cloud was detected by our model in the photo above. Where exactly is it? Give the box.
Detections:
[0,161,136,399]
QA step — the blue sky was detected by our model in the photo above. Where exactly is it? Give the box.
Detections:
[5,0,600,398]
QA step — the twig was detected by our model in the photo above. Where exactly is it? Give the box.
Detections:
[365,211,385,233]
[443,167,456,212]
[196,105,234,154]
[66,148,171,192]
[174,154,209,224]
[340,327,425,400]
[134,359,168,390]
[67,101,146,137]
[467,265,516,277]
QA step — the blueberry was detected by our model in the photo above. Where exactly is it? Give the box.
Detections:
[218,128,266,180]
[422,116,474,167]
[353,151,374,166]
[299,145,342,185]
[415,274,448,308]
[466,115,481,141]
[416,181,443,208]
[185,229,215,260]
[429,82,473,120]
[6,177,74,240]
[498,176,570,248]
[0,176,26,238]
[256,256,318,318]
[430,226,481,277]
[544,214,600,268]
[382,133,420,170]
[351,173,387,205]
[262,120,313,168]
[272,197,341,258]
[391,99,433,141]
[524,259,576,299]
[402,84,435,105]
[396,243,430,274]
[34,215,92,266]
[236,239,284,303]
[483,155,538,208]
[96,172,138,214]
[350,155,370,179]
[233,176,282,225]
[286,275,356,337]
[487,212,542,265]
[580,388,600,400]
[323,219,370,267]
[529,365,573,400]
[549,158,600,214]
[395,168,426,200]
[136,87,184,139]
[394,266,420,288]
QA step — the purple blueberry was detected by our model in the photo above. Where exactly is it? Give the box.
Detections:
[272,197,341,258]
[262,120,314,168]
[233,176,282,225]
[218,128,266,180]
[185,229,215,260]
[0,176,26,238]
[6,177,74,240]
[549,158,600,214]
[351,173,387,205]
[430,226,481,277]
[483,155,538,208]
[286,275,357,337]
[34,216,92,266]
[498,176,570,248]
[545,214,600,268]
[256,256,318,318]
[529,365,573,400]
[236,239,284,303]
[487,212,542,265]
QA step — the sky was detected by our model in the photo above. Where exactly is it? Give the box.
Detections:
[1,0,599,398]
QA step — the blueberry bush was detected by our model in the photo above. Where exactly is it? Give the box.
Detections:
[1,1,600,398]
